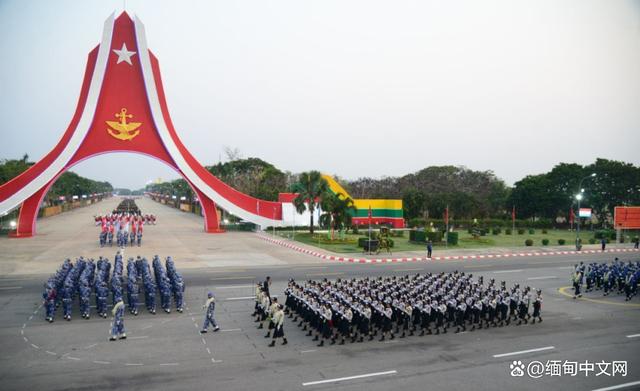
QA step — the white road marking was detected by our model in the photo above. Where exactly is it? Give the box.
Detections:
[493,346,555,358]
[22,324,26,329]
[206,347,211,354]
[527,276,557,280]
[31,344,39,349]
[67,356,81,361]
[302,370,397,386]
[210,276,255,281]
[0,286,22,290]
[591,381,640,391]
[33,310,38,315]
[211,358,222,363]
[20,330,23,335]
[125,363,143,366]
[28,316,33,321]
[93,360,111,365]
[23,337,28,342]
[129,336,148,340]
[626,334,640,338]
[300,349,316,353]
[46,351,57,356]
[557,266,573,269]
[202,338,207,345]
[85,343,98,349]
[492,269,523,274]
[140,325,153,330]
[160,363,179,366]
[224,296,254,301]
[215,285,253,290]
[221,328,241,332]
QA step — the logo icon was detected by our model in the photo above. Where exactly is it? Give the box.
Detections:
[510,360,525,377]
[106,108,142,141]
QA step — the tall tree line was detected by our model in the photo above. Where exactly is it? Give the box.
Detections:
[0,156,113,204]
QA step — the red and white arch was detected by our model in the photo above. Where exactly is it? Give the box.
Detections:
[0,12,284,237]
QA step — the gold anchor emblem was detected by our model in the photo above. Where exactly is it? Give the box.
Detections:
[106,108,142,141]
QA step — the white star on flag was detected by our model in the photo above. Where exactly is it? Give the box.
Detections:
[113,43,136,65]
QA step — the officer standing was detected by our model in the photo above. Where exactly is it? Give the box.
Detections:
[110,297,126,341]
[200,291,220,333]
[427,240,433,259]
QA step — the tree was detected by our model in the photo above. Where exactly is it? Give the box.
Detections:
[402,189,425,220]
[319,192,356,237]
[291,171,328,234]
[586,158,640,224]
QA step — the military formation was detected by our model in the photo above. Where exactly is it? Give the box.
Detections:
[96,212,146,247]
[571,259,640,301]
[41,253,185,341]
[281,272,543,346]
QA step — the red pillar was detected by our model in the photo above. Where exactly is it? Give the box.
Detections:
[9,184,50,238]
[194,188,224,233]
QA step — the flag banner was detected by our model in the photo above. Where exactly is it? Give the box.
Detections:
[579,208,592,218]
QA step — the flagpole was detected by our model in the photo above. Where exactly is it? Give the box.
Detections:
[512,205,516,247]
[445,204,449,249]
[368,205,372,256]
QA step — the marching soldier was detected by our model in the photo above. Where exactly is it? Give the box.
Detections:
[200,292,220,333]
[110,296,126,341]
[268,304,288,346]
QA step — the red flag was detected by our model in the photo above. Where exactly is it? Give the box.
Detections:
[512,206,516,222]
[444,206,449,223]
[569,208,575,225]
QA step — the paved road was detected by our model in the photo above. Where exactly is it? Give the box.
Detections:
[0,198,638,390]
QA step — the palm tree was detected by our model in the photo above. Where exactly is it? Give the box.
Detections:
[319,192,356,239]
[291,171,328,234]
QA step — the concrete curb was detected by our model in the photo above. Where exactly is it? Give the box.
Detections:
[257,234,640,264]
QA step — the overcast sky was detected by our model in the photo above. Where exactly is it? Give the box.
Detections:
[1,0,638,189]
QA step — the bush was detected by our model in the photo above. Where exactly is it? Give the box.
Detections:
[542,229,548,234]
[351,225,359,235]
[505,228,512,235]
[528,229,535,234]
[492,227,501,235]
[541,238,549,246]
[558,239,566,245]
[409,230,426,243]
[426,231,443,243]
[594,230,616,240]
[390,230,405,237]
[517,229,525,235]
[525,239,533,246]
[447,231,459,245]
[588,238,596,244]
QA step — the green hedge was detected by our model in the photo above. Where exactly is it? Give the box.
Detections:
[558,239,566,245]
[517,229,525,235]
[447,231,459,245]
[528,229,535,234]
[358,237,394,248]
[542,238,549,246]
[409,230,442,243]
[525,239,533,246]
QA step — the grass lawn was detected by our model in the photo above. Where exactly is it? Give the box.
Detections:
[274,229,601,254]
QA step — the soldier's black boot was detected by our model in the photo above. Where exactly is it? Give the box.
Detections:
[339,338,345,345]
[390,333,395,340]
[302,325,307,331]
[317,339,324,347]
[330,338,336,345]
[268,340,275,347]
[379,335,385,341]
[368,335,374,341]
[306,330,313,336]
[282,338,288,345]
[400,332,406,338]
[419,329,425,336]
[312,335,318,341]
[257,323,263,329]
[265,331,271,338]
